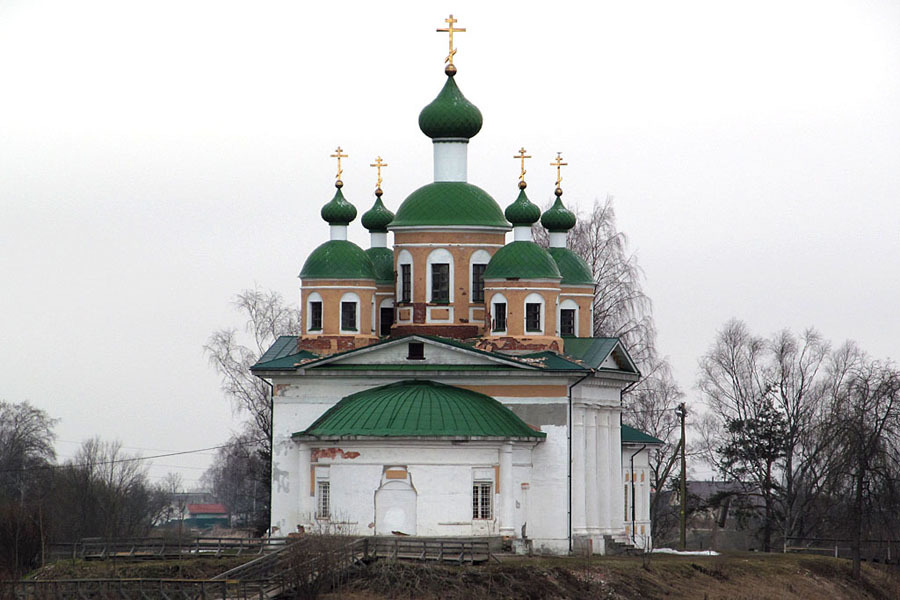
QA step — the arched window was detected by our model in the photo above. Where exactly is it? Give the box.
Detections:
[426,248,454,304]
[339,292,361,334]
[559,298,578,337]
[306,292,324,333]
[469,250,491,304]
[523,292,545,335]
[397,250,413,304]
[378,297,394,337]
[489,293,508,333]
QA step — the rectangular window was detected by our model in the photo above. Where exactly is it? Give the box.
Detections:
[493,303,507,332]
[379,307,394,336]
[400,264,411,303]
[560,308,575,336]
[525,303,542,332]
[471,264,486,303]
[407,341,425,360]
[472,481,493,519]
[316,480,330,519]
[431,263,450,303]
[309,301,323,331]
[341,302,357,331]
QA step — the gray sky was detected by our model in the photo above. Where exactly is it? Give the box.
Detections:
[1,1,898,487]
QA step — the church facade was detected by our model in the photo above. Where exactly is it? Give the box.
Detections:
[252,18,661,554]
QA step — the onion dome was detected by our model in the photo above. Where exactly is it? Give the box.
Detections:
[547,247,594,285]
[390,182,509,229]
[540,194,577,233]
[483,241,562,280]
[418,75,483,140]
[365,246,394,285]
[361,195,394,233]
[504,188,541,226]
[299,240,375,280]
[296,380,545,439]
[320,186,357,225]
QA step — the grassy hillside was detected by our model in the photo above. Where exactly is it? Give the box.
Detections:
[330,553,900,600]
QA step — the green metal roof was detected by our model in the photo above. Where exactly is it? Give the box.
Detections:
[295,380,545,439]
[548,247,594,286]
[561,337,619,368]
[252,336,319,371]
[321,186,357,225]
[299,240,376,280]
[390,182,509,229]
[365,246,395,285]
[504,188,541,226]
[541,195,577,232]
[483,241,562,280]
[418,75,483,140]
[622,424,664,445]
[361,196,394,233]
[516,350,589,371]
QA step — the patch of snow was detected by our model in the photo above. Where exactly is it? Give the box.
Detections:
[651,548,720,556]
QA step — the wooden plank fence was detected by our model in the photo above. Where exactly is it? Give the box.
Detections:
[46,537,290,562]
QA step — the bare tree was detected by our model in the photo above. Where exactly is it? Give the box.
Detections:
[204,288,300,531]
[200,430,269,533]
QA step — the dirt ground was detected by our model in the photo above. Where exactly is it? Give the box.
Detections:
[325,553,900,600]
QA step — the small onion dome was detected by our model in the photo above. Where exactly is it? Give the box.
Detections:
[390,182,509,229]
[483,241,562,280]
[504,188,541,226]
[320,187,357,225]
[540,196,577,233]
[361,196,394,233]
[418,75,483,140]
[299,240,375,280]
[365,247,394,285]
[547,247,594,286]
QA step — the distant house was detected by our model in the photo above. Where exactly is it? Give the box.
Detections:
[183,503,229,529]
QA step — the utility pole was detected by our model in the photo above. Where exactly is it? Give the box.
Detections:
[678,402,687,550]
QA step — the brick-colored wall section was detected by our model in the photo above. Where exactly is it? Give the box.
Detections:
[391,324,480,339]
[475,336,562,353]
[298,334,378,355]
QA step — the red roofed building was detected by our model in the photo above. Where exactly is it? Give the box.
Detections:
[184,503,229,529]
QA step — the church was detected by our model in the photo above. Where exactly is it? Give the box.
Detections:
[252,16,661,555]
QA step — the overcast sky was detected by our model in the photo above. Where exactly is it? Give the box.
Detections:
[1,1,898,487]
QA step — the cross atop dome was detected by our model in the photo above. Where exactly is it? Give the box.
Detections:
[550,152,567,193]
[514,147,531,189]
[370,156,388,196]
[330,146,348,187]
[436,14,466,75]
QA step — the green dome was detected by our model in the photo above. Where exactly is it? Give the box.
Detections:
[299,240,375,280]
[298,380,545,439]
[548,247,594,285]
[504,188,541,225]
[540,196,577,232]
[418,75,483,140]
[361,196,394,232]
[321,187,357,225]
[390,182,510,229]
[483,241,562,280]
[365,246,395,285]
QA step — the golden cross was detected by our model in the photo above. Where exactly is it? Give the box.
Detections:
[330,146,348,182]
[514,147,531,182]
[550,152,568,187]
[436,14,466,66]
[370,156,388,190]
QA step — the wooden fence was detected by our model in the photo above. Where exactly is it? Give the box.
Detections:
[784,537,898,563]
[46,536,290,562]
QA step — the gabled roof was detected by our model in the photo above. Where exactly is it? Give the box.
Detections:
[187,503,227,515]
[562,337,640,375]
[621,425,665,446]
[295,380,545,440]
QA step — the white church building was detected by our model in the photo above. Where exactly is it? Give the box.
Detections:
[252,17,662,554]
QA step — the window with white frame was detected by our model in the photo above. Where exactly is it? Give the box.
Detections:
[316,480,330,519]
[426,248,453,304]
[397,250,413,304]
[339,292,360,333]
[472,481,493,519]
[559,299,578,337]
[490,293,508,333]
[523,293,545,334]
[306,292,324,332]
[469,250,491,304]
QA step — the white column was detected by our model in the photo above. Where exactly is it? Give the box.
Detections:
[585,409,599,533]
[549,231,567,248]
[513,226,532,242]
[433,142,468,182]
[297,444,312,525]
[370,232,387,248]
[571,405,587,534]
[609,410,624,532]
[500,442,515,536]
[596,411,611,533]
[330,224,348,240]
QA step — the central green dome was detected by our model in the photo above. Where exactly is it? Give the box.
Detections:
[419,75,483,140]
[365,246,395,285]
[299,240,375,280]
[548,247,594,285]
[483,241,562,280]
[390,182,510,229]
